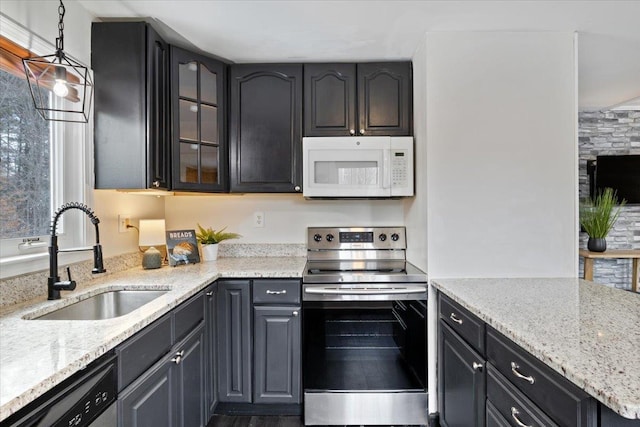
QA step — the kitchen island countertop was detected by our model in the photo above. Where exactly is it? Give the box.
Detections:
[432,278,640,419]
[0,256,306,421]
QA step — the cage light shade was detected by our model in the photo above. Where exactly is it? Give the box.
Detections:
[23,53,93,123]
[139,219,166,247]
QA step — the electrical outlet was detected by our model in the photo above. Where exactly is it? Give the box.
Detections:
[253,211,265,228]
[118,214,131,233]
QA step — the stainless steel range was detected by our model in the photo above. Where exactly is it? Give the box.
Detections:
[302,226,428,426]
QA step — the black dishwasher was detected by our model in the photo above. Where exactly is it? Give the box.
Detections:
[3,352,117,427]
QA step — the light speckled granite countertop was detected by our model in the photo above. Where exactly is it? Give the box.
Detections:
[0,256,306,421]
[432,278,640,419]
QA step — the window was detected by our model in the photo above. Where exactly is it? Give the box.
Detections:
[0,19,90,277]
[0,69,52,240]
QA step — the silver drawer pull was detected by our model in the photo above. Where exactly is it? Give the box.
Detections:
[266,289,287,295]
[292,310,299,317]
[472,362,483,371]
[206,291,214,297]
[449,313,463,325]
[511,362,535,384]
[511,407,532,427]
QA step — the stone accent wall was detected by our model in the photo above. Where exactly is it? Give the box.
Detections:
[578,110,640,289]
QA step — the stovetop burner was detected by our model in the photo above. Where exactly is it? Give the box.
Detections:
[303,227,427,284]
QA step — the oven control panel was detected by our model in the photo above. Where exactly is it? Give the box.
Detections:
[307,227,406,250]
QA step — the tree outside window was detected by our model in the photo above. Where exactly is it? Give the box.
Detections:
[0,69,51,240]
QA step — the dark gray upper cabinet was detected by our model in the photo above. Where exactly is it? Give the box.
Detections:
[303,63,357,136]
[229,64,303,193]
[357,62,412,136]
[304,62,412,137]
[92,22,170,190]
[217,280,252,402]
[171,46,227,192]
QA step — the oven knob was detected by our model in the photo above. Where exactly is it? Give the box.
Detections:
[326,234,334,242]
[313,234,322,242]
[391,233,400,241]
[379,233,387,241]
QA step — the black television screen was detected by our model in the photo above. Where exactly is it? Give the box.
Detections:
[594,154,640,204]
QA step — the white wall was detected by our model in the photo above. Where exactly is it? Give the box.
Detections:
[419,32,578,416]
[425,32,578,278]
[164,194,404,243]
[404,36,429,272]
[93,191,166,257]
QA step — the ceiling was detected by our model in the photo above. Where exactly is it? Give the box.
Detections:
[77,0,640,110]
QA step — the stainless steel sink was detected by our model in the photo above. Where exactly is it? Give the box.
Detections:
[33,290,169,320]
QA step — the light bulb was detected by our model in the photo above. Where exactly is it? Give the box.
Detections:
[53,79,69,97]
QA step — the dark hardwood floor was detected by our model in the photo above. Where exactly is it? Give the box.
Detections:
[207,415,424,427]
[207,415,303,427]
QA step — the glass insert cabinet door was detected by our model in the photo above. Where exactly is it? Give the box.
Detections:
[171,46,227,191]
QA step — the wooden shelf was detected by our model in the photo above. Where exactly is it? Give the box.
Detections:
[579,249,640,292]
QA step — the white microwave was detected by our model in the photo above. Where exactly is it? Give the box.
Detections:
[302,136,414,198]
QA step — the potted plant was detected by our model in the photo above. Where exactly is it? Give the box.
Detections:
[579,187,626,252]
[196,224,241,261]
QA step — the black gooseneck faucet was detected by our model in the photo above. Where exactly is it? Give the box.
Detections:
[48,202,106,300]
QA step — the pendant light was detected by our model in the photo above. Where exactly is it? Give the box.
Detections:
[22,0,93,123]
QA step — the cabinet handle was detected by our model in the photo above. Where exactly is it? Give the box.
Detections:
[449,312,463,325]
[511,362,535,384]
[266,290,287,295]
[294,185,301,192]
[292,310,299,317]
[510,407,532,427]
[171,351,184,364]
[152,180,160,188]
[472,362,483,371]
[359,129,365,135]
[206,291,214,297]
[349,129,356,135]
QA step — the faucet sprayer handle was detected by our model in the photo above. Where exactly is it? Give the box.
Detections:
[92,244,106,274]
[66,267,72,281]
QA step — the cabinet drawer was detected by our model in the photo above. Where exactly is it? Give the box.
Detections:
[487,364,559,427]
[174,292,205,342]
[117,313,172,391]
[252,280,301,304]
[439,293,485,354]
[486,327,594,427]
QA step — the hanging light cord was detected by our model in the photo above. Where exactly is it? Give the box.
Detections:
[55,0,65,61]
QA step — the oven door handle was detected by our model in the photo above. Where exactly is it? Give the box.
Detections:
[304,286,426,295]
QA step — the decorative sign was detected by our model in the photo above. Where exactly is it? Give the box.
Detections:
[166,229,200,266]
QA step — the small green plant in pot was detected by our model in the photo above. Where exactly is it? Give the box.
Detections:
[196,224,241,261]
[579,188,626,252]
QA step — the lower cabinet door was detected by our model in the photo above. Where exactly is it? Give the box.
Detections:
[253,305,301,404]
[439,321,486,427]
[176,323,206,427]
[119,354,176,427]
[204,284,218,418]
[217,280,252,402]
